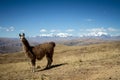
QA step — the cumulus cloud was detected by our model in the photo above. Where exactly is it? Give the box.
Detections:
[56,33,72,37]
[0,26,15,32]
[79,27,120,36]
[38,27,119,37]
[84,27,108,36]
[39,32,72,37]
[50,29,61,33]
[107,27,117,32]
[39,33,54,37]
[40,29,47,32]
[50,30,57,32]
[86,27,106,32]
[20,29,25,32]
[66,29,75,32]
[6,26,15,31]
[39,29,74,37]
[85,18,94,22]
[87,31,108,36]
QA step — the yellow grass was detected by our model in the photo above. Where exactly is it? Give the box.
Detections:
[0,41,120,80]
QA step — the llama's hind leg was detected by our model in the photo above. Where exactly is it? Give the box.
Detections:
[45,52,53,69]
[46,57,53,69]
[31,59,36,72]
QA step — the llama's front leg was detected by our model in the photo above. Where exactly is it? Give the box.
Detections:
[31,59,36,72]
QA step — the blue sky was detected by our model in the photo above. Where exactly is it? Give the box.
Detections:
[0,0,120,37]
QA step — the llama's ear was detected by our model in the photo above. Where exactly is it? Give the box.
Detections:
[23,33,25,36]
[19,33,21,37]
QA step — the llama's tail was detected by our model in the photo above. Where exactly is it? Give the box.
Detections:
[49,42,56,47]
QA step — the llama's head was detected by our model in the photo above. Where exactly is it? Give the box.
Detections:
[19,33,25,40]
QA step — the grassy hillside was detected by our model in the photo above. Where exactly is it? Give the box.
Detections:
[0,38,22,53]
[0,41,120,80]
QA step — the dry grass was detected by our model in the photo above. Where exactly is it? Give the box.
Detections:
[0,41,120,80]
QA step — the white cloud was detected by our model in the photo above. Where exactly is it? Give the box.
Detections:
[50,29,60,33]
[20,29,25,32]
[40,29,47,32]
[0,26,15,32]
[82,27,108,36]
[0,27,2,29]
[82,27,120,36]
[50,30,56,32]
[9,26,14,31]
[39,32,72,37]
[56,33,72,37]
[66,29,75,32]
[87,31,108,36]
[107,27,117,32]
[86,27,106,32]
[39,33,53,37]
[85,18,94,22]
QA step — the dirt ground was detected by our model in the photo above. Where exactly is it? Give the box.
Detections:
[0,41,120,80]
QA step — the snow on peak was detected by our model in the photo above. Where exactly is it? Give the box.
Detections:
[88,31,108,36]
[56,33,72,37]
[39,33,72,37]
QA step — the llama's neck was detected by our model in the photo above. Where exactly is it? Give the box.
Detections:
[21,38,31,52]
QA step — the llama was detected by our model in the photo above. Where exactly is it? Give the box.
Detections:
[19,33,55,72]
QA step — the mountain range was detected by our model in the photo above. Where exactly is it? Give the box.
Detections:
[0,35,120,53]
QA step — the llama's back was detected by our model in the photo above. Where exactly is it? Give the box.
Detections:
[32,42,55,60]
[38,42,55,49]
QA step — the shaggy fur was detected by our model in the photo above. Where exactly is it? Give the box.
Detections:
[19,33,55,72]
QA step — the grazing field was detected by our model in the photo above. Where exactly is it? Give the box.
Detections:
[0,41,120,80]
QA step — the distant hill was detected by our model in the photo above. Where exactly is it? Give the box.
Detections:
[0,38,22,53]
[0,36,120,53]
[0,37,39,53]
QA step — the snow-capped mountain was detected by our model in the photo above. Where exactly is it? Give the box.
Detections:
[39,33,72,37]
[87,31,108,37]
[0,35,120,53]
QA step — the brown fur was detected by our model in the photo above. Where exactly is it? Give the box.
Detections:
[19,33,55,72]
